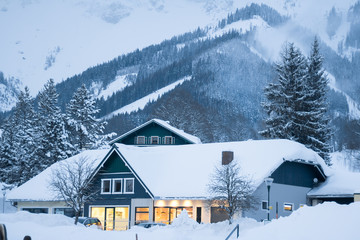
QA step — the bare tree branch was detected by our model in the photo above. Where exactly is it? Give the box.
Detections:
[49,156,98,224]
[208,161,258,224]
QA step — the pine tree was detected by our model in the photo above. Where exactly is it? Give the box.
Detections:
[37,79,73,169]
[260,42,308,140]
[0,87,41,185]
[305,37,332,164]
[66,84,106,151]
[260,40,332,165]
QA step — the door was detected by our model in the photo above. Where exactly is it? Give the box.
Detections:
[105,207,114,231]
[196,207,202,223]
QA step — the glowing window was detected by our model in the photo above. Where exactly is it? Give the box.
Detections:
[135,207,149,225]
[284,203,293,211]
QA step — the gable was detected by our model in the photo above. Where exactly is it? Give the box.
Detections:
[99,151,131,173]
[270,161,326,188]
[115,121,193,145]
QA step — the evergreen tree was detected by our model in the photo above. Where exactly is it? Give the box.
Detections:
[66,84,106,151]
[260,41,332,165]
[0,87,41,185]
[260,42,308,140]
[305,38,332,164]
[37,79,73,169]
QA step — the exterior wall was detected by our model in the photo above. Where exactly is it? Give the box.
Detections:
[16,201,69,214]
[84,150,152,230]
[153,199,210,224]
[130,198,154,227]
[354,193,360,202]
[117,123,192,145]
[243,182,311,221]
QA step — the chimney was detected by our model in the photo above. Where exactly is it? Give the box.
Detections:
[222,151,234,165]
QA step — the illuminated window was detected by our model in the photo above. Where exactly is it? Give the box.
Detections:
[124,178,134,194]
[164,136,174,144]
[135,207,149,225]
[150,136,159,144]
[101,179,111,194]
[112,179,123,193]
[284,203,293,211]
[261,201,268,210]
[136,136,146,145]
[154,207,193,224]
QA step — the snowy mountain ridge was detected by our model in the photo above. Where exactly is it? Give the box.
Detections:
[0,0,358,98]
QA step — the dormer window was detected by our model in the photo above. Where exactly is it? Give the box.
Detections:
[150,136,159,144]
[164,136,174,145]
[136,136,146,145]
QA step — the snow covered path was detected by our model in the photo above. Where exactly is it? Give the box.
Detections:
[0,202,359,240]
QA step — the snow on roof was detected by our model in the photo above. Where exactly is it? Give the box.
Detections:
[115,139,327,199]
[110,118,202,144]
[7,149,109,201]
[307,170,360,197]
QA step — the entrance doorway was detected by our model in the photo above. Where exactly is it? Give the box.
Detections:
[91,206,129,231]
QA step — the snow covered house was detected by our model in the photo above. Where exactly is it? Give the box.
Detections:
[109,118,202,146]
[7,119,360,230]
[8,137,337,230]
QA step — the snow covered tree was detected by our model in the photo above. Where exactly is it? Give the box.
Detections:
[208,160,257,224]
[50,156,97,225]
[66,84,106,152]
[260,42,308,140]
[260,40,332,165]
[305,38,332,163]
[0,87,41,186]
[36,79,73,169]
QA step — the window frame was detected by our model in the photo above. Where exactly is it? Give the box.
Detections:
[101,178,112,194]
[261,200,268,211]
[150,136,160,145]
[283,203,294,212]
[124,178,135,194]
[164,136,174,145]
[112,178,123,194]
[135,207,150,225]
[136,136,146,145]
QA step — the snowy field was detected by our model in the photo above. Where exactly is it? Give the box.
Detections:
[0,202,358,240]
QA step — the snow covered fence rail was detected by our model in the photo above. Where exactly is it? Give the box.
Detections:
[225,224,239,240]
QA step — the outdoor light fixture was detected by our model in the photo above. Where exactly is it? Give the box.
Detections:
[264,177,274,221]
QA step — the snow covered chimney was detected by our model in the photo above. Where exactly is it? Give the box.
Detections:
[222,151,233,165]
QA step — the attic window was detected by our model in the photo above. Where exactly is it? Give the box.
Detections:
[164,136,174,144]
[101,179,111,194]
[136,136,146,145]
[150,136,159,144]
[112,179,123,194]
[124,178,134,194]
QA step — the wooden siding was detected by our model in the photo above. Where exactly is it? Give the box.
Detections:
[84,151,152,216]
[270,161,326,188]
[116,122,192,145]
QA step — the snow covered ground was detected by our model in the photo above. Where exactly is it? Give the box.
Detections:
[0,202,358,240]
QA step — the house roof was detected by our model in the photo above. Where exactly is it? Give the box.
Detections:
[109,119,202,145]
[7,149,110,201]
[7,139,331,202]
[114,139,329,199]
[307,170,360,198]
